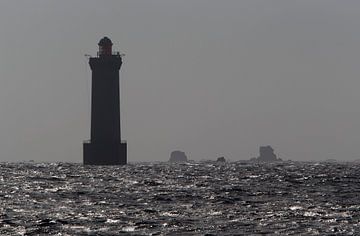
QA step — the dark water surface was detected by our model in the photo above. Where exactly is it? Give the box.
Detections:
[0,161,359,235]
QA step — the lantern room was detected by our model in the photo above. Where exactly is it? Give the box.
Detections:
[98,36,113,56]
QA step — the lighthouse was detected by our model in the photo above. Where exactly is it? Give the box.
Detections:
[83,37,127,165]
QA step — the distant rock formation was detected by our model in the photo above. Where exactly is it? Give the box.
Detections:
[169,151,188,163]
[216,157,226,162]
[251,146,282,162]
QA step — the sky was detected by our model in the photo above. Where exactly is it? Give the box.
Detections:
[1,0,360,162]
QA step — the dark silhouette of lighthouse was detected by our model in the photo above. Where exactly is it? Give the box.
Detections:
[83,37,127,165]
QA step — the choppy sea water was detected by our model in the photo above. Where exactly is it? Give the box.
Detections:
[0,161,359,235]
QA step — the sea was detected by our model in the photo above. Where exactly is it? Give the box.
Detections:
[0,161,359,235]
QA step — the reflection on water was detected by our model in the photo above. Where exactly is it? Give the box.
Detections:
[0,161,359,235]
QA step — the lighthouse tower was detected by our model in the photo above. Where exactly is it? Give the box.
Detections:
[83,37,127,165]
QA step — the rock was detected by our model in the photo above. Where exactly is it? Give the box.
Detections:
[169,151,188,163]
[252,146,282,162]
[216,157,226,162]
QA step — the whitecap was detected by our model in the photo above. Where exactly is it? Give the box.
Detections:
[106,219,120,224]
[289,206,303,211]
[122,226,136,232]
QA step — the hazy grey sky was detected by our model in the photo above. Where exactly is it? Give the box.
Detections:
[1,0,360,162]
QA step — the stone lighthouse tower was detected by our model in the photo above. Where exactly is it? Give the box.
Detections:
[83,37,127,165]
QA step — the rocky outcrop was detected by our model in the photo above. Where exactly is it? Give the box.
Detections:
[216,157,226,162]
[251,146,282,162]
[169,151,188,163]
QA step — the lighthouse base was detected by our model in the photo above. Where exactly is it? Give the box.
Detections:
[83,142,127,165]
